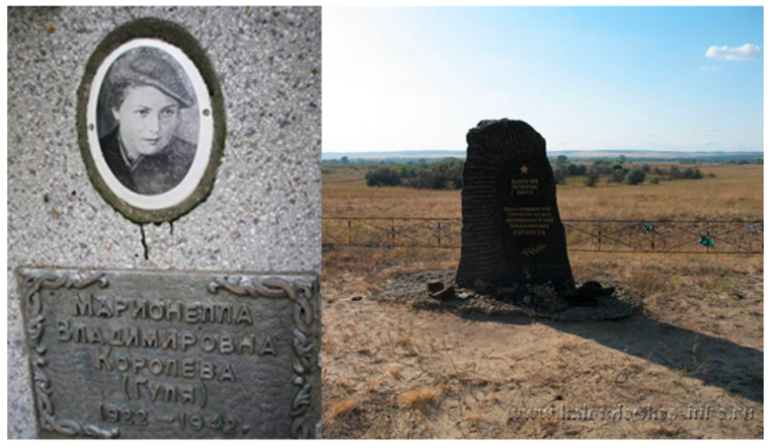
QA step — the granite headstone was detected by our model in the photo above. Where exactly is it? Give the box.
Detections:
[456,119,575,294]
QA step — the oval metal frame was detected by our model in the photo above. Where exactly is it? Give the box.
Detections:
[77,18,225,223]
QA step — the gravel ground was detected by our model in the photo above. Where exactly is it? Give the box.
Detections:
[375,269,640,321]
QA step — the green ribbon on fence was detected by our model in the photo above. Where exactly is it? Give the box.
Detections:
[699,236,715,248]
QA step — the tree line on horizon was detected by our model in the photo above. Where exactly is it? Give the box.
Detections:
[362,156,719,189]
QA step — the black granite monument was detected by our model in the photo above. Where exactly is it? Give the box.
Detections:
[456,119,575,295]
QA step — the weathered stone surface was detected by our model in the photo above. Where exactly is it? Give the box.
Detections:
[456,119,575,294]
[17,268,320,439]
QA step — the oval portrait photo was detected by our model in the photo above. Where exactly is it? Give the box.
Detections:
[98,45,200,195]
[79,23,223,223]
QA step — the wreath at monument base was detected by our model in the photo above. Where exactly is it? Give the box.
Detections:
[376,270,639,322]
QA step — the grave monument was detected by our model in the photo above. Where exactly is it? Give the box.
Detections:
[456,119,576,295]
[8,7,321,439]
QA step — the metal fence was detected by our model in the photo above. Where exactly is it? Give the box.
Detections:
[322,217,763,254]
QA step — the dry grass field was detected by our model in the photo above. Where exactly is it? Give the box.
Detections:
[321,162,763,439]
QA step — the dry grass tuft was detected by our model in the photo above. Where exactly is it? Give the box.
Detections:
[399,387,440,410]
[387,364,402,379]
[327,398,358,419]
[366,379,384,393]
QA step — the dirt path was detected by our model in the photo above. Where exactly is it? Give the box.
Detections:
[321,272,763,439]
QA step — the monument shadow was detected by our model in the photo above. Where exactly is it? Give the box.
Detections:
[460,311,764,404]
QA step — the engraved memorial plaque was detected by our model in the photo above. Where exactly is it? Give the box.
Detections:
[18,268,320,439]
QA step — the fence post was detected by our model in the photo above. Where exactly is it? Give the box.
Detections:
[347,219,351,246]
[598,221,603,252]
[651,223,656,252]
[391,218,395,248]
[437,221,442,247]
[706,221,711,253]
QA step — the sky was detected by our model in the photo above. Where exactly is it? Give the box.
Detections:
[323,6,764,153]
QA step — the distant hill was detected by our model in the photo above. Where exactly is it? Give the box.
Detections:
[322,149,763,163]
[322,150,465,161]
[548,150,763,162]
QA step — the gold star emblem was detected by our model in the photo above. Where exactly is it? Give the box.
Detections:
[520,165,529,174]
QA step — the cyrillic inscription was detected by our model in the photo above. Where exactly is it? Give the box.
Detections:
[19,268,319,439]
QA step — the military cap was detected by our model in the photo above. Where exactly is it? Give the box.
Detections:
[107,46,194,108]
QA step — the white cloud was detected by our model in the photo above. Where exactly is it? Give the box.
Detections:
[705,43,761,60]
[700,65,720,72]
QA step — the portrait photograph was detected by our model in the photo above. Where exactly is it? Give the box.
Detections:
[96,45,200,196]
[82,34,219,221]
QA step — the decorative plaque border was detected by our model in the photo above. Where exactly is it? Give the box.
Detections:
[19,268,319,439]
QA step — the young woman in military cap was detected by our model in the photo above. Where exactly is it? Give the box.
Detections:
[100,46,197,195]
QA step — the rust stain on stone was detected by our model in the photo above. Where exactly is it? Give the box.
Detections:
[46,25,55,35]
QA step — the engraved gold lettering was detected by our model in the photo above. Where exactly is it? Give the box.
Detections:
[56,320,72,342]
